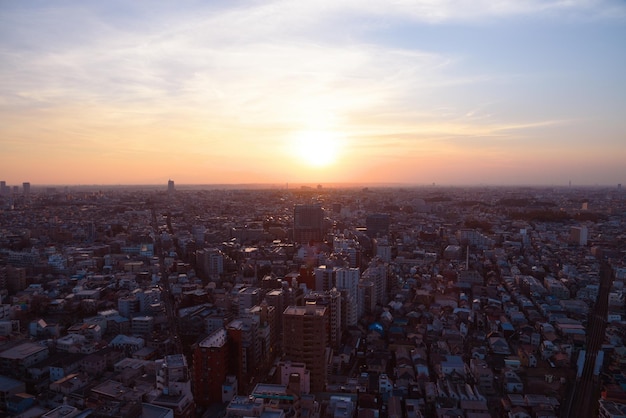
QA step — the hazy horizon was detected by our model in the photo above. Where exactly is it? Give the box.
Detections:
[1,1,625,186]
[12,181,624,191]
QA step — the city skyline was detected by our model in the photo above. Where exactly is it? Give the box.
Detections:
[1,1,625,186]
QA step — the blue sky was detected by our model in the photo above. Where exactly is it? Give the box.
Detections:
[0,0,625,186]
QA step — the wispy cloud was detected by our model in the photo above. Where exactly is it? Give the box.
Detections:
[0,0,624,184]
[313,0,626,23]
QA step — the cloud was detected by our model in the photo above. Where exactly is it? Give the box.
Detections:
[317,0,626,23]
[1,2,460,129]
[1,0,624,185]
[4,0,619,122]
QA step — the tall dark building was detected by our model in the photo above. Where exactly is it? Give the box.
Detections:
[22,182,30,198]
[293,204,325,243]
[283,304,328,393]
[193,329,229,407]
[366,213,390,238]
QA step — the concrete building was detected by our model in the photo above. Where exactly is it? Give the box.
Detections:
[0,376,25,406]
[22,182,30,197]
[277,360,311,394]
[335,267,360,327]
[153,354,195,418]
[304,289,342,351]
[366,213,390,238]
[293,204,325,244]
[238,287,261,315]
[193,328,229,407]
[196,248,224,279]
[314,265,336,292]
[131,316,155,335]
[283,304,328,393]
[570,225,588,246]
[0,342,49,377]
[118,295,140,319]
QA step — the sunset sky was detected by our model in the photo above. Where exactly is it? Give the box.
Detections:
[1,0,625,186]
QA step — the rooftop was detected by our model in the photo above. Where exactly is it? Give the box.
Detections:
[198,328,227,348]
[0,342,47,360]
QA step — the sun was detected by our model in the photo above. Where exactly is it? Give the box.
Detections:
[292,130,342,167]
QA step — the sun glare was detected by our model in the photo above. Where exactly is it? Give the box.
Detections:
[292,130,342,167]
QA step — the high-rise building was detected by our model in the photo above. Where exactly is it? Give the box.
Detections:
[283,304,328,393]
[314,265,336,292]
[305,289,342,351]
[373,238,392,262]
[238,287,261,315]
[248,302,276,369]
[358,280,376,317]
[193,329,229,407]
[366,213,390,238]
[335,267,360,327]
[362,260,388,306]
[333,237,360,267]
[167,179,175,195]
[22,182,30,197]
[570,226,588,246]
[196,248,225,280]
[227,317,259,390]
[293,204,325,243]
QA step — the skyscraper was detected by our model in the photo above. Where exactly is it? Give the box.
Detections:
[168,179,175,195]
[293,204,325,243]
[283,304,328,393]
[22,182,30,198]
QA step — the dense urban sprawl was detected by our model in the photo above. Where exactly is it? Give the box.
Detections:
[0,182,625,418]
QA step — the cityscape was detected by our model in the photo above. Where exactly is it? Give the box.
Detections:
[2,1,626,418]
[0,181,625,418]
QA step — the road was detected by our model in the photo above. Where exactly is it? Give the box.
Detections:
[151,205,184,355]
[563,262,612,418]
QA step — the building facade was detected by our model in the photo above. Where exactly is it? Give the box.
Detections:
[283,304,328,393]
[193,328,229,407]
[293,204,325,244]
